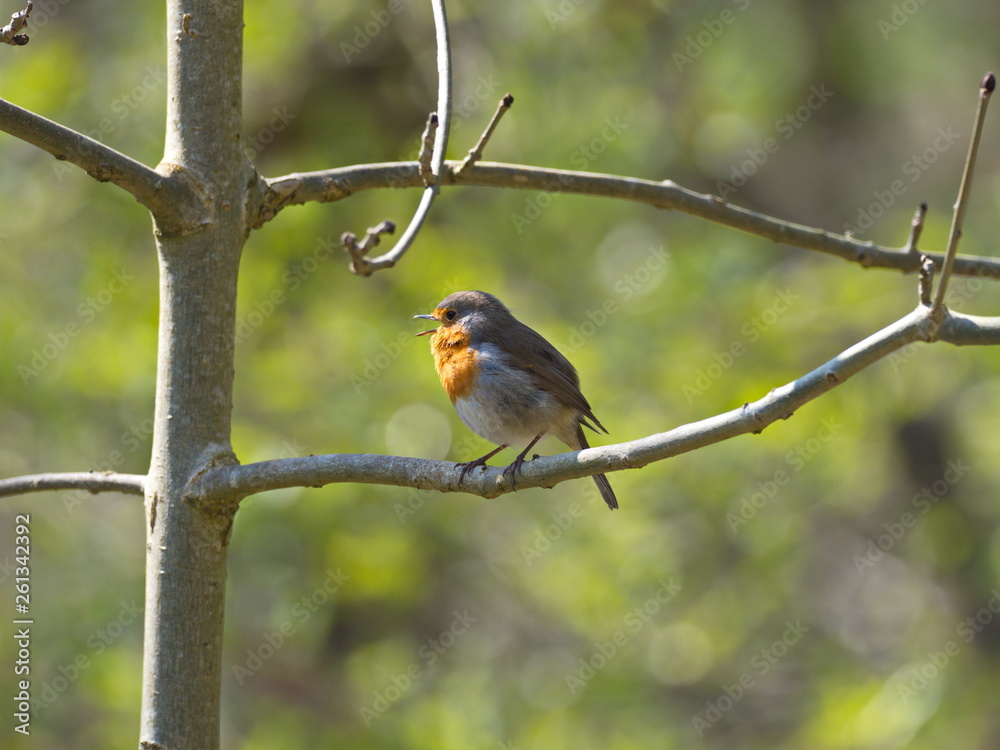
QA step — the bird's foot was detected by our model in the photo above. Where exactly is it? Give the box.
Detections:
[501,452,531,490]
[501,435,544,491]
[455,444,508,484]
[456,456,490,484]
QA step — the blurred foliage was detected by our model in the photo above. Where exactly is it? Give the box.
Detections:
[2,0,1000,747]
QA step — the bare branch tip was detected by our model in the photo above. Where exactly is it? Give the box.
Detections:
[349,261,372,277]
[905,201,928,253]
[418,113,439,185]
[932,71,992,311]
[341,221,397,276]
[918,254,935,306]
[1,1,31,46]
[455,92,517,175]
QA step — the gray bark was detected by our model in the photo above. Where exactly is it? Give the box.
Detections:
[140,1,249,747]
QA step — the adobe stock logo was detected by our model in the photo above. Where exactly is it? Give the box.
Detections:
[682,288,800,403]
[842,126,960,239]
[509,117,628,234]
[672,0,751,72]
[691,619,809,735]
[894,588,1000,704]
[725,417,843,533]
[18,268,136,384]
[714,85,834,200]
[877,0,929,40]
[853,458,970,575]
[564,578,681,695]
[232,568,350,685]
[339,0,410,63]
[358,610,477,726]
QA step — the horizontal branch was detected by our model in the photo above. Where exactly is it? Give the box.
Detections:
[0,98,205,234]
[934,308,1000,344]
[0,471,146,499]
[256,161,1000,278]
[187,307,1000,505]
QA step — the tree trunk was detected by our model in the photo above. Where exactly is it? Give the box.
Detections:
[140,1,249,747]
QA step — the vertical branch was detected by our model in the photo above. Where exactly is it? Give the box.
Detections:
[932,72,994,312]
[140,1,251,749]
[343,0,453,275]
[428,0,452,180]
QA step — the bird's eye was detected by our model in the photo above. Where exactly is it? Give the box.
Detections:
[445,309,457,321]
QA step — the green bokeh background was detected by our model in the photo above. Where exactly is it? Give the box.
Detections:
[2,0,1000,747]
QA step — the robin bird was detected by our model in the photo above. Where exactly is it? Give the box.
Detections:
[414,290,618,510]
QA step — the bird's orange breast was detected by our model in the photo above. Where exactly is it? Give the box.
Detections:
[430,327,477,403]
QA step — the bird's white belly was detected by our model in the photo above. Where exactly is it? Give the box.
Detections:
[454,390,543,448]
[451,341,576,448]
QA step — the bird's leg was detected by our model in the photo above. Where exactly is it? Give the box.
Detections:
[502,433,544,489]
[456,444,508,484]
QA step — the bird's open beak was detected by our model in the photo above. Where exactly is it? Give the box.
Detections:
[413,314,438,336]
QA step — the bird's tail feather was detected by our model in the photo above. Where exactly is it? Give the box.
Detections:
[574,424,619,510]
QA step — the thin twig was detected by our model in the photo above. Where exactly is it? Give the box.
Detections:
[933,72,995,312]
[346,0,452,277]
[918,254,934,306]
[0,2,30,46]
[258,162,1000,279]
[185,305,1000,505]
[417,112,439,185]
[904,202,927,254]
[0,97,205,233]
[454,93,514,175]
[341,220,396,274]
[0,471,145,499]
